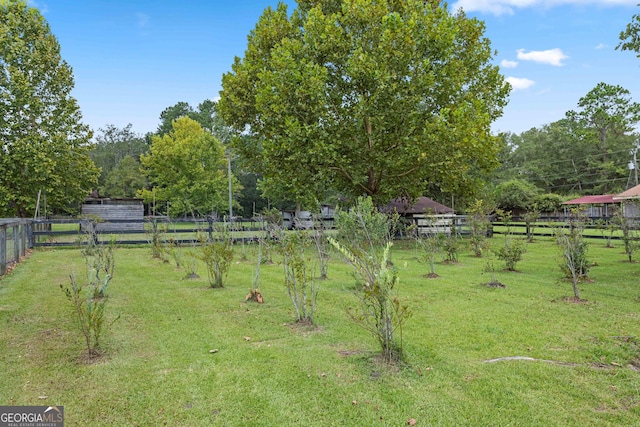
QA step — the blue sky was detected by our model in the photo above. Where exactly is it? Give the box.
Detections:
[30,0,640,136]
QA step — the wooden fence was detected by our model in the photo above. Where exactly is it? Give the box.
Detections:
[0,219,32,276]
[30,217,270,247]
[1,214,636,279]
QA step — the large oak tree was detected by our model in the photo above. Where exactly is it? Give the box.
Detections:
[219,0,509,206]
[0,0,98,217]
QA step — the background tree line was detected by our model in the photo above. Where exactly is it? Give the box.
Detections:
[3,0,640,218]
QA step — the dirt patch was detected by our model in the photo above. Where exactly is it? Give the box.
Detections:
[338,349,364,357]
[77,350,109,365]
[422,273,439,279]
[483,281,506,288]
[561,296,588,304]
[287,320,322,335]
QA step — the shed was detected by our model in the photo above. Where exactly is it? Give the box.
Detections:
[81,198,144,232]
[382,197,455,234]
[383,196,455,215]
[613,184,640,218]
[562,195,619,218]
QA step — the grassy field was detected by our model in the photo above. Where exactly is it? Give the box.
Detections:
[1,236,639,426]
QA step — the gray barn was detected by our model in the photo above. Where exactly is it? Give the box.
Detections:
[81,198,144,232]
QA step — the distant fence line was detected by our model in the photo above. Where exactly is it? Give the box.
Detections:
[0,214,636,279]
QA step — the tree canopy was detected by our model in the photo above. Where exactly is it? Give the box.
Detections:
[102,155,147,199]
[566,82,640,194]
[495,82,640,197]
[138,117,240,217]
[618,5,640,58]
[0,0,98,217]
[90,124,148,197]
[219,0,510,207]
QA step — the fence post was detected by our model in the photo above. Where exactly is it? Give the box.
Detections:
[14,224,20,263]
[20,221,27,257]
[27,221,34,248]
[0,225,6,276]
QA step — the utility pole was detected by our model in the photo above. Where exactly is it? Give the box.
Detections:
[227,151,233,221]
[634,148,638,187]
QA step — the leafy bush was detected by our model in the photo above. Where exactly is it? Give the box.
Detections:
[467,199,492,257]
[593,218,616,248]
[311,213,331,279]
[408,223,440,277]
[331,239,410,362]
[555,210,590,300]
[333,196,397,267]
[331,196,409,363]
[147,219,169,261]
[495,237,527,271]
[494,210,526,271]
[196,223,234,288]
[534,193,564,213]
[612,208,640,262]
[494,179,538,212]
[281,231,317,324]
[438,232,461,263]
[62,231,117,356]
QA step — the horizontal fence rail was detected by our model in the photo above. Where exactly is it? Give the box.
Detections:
[31,217,270,247]
[1,214,637,279]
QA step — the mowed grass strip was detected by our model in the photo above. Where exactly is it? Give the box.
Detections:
[0,238,639,426]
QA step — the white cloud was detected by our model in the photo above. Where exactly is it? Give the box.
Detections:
[506,77,535,90]
[501,59,519,68]
[450,0,637,16]
[517,48,568,66]
[595,43,608,50]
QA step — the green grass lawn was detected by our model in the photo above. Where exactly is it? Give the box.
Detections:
[1,236,639,426]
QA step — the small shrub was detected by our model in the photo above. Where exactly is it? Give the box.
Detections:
[612,208,640,262]
[409,223,440,277]
[81,240,115,299]
[183,253,199,279]
[147,219,169,261]
[467,199,492,257]
[261,208,283,264]
[494,210,526,271]
[331,239,411,363]
[168,239,183,268]
[438,232,461,263]
[281,231,317,324]
[196,223,234,288]
[333,196,398,268]
[331,196,410,363]
[62,231,117,356]
[556,210,590,300]
[593,218,616,248]
[247,212,277,302]
[495,237,526,271]
[482,260,505,288]
[311,213,330,279]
